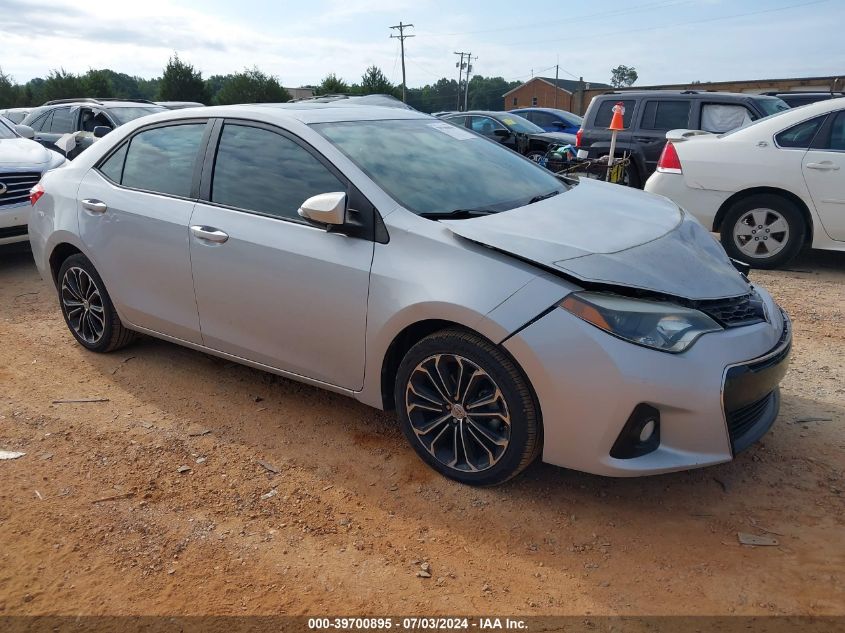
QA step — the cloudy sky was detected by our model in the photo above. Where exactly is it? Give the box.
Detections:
[1,0,843,88]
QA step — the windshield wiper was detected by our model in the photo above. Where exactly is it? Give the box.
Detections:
[419,209,498,219]
[527,190,562,205]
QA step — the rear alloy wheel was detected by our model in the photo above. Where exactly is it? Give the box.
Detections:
[720,194,805,269]
[57,253,135,353]
[395,329,541,486]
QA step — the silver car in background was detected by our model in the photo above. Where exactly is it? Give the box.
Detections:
[28,104,791,485]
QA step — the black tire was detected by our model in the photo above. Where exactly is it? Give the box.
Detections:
[56,253,135,353]
[622,162,641,188]
[526,149,546,164]
[720,194,805,269]
[394,328,541,486]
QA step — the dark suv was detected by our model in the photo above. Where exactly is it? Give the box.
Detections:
[575,90,789,187]
[20,98,166,158]
[761,91,845,108]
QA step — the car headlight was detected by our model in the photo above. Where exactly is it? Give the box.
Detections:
[559,291,722,353]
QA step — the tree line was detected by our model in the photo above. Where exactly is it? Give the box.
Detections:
[0,54,521,113]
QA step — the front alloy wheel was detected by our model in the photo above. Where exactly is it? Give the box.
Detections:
[395,329,541,486]
[405,354,511,473]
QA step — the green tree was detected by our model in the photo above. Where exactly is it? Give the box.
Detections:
[158,53,208,103]
[0,68,19,108]
[41,69,85,102]
[358,66,395,96]
[214,68,290,105]
[316,73,349,95]
[83,69,113,98]
[610,65,638,88]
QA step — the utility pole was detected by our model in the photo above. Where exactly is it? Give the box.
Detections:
[454,51,468,110]
[554,62,559,109]
[389,22,414,103]
[464,53,477,111]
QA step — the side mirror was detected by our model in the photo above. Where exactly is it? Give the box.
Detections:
[297,192,347,226]
[93,126,111,138]
[14,124,35,139]
[493,129,510,138]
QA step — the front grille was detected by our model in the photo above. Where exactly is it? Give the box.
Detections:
[0,171,40,208]
[726,391,775,449]
[695,293,766,328]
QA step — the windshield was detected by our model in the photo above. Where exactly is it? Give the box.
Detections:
[753,97,790,116]
[718,106,796,138]
[498,113,544,134]
[314,118,568,216]
[109,106,166,124]
[0,116,18,139]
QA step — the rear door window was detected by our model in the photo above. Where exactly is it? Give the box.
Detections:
[469,116,507,136]
[210,123,346,222]
[593,99,635,128]
[49,107,75,134]
[824,111,845,151]
[640,100,691,130]
[120,123,207,197]
[775,115,827,149]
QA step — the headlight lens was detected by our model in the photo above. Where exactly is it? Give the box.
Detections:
[559,291,722,353]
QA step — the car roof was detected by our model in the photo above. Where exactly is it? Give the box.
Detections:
[594,90,766,100]
[125,103,432,126]
[511,107,575,114]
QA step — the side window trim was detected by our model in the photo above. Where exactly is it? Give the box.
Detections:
[93,118,212,200]
[199,118,382,242]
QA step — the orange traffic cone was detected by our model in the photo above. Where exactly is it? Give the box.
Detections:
[609,101,625,130]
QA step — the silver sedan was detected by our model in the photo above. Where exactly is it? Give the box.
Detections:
[28,104,791,485]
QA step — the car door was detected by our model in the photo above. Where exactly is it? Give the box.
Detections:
[802,110,845,240]
[469,116,517,150]
[636,99,691,174]
[188,120,374,390]
[76,119,210,343]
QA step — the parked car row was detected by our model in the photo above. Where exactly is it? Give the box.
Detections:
[574,90,790,187]
[441,110,576,162]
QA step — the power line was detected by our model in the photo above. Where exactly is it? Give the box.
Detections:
[389,21,414,103]
[414,0,690,38]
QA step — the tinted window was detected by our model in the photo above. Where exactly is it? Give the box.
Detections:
[469,116,506,136]
[827,111,845,151]
[121,124,206,197]
[99,143,129,183]
[531,112,557,127]
[50,108,75,134]
[775,115,826,148]
[211,124,345,221]
[444,115,467,127]
[594,99,635,128]
[315,119,568,216]
[31,111,53,133]
[641,100,690,130]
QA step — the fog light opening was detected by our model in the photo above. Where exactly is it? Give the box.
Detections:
[639,419,657,443]
[610,404,661,459]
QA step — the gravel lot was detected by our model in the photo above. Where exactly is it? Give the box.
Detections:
[0,244,843,616]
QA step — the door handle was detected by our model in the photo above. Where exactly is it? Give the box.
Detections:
[81,199,108,213]
[806,162,840,171]
[190,225,229,243]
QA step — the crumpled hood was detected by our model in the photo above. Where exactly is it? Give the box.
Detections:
[0,138,53,166]
[442,178,751,301]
